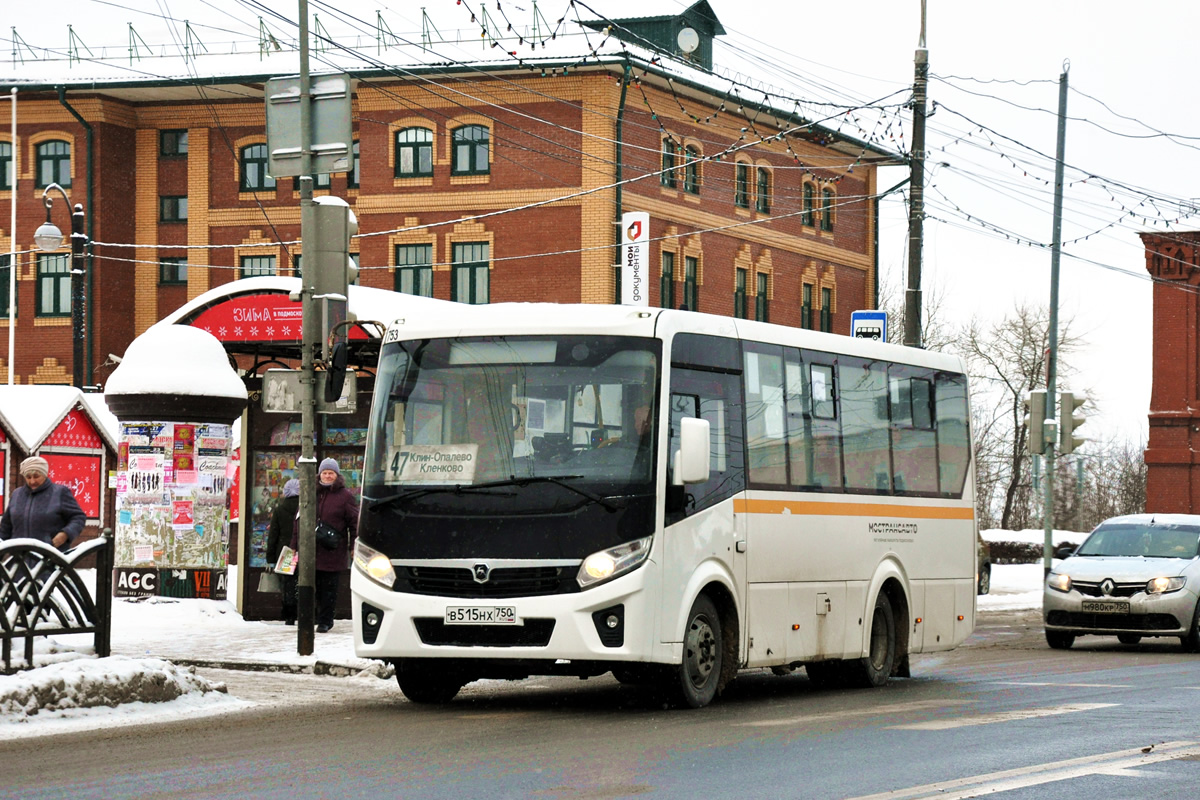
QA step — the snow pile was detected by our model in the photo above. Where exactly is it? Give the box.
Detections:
[1,654,228,724]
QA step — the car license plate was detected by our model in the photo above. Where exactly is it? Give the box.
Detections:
[1081,600,1130,614]
[444,606,518,625]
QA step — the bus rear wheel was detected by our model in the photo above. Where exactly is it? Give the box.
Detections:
[849,592,896,688]
[396,659,464,704]
[668,595,723,708]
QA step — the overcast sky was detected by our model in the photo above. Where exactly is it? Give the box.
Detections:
[7,0,1198,446]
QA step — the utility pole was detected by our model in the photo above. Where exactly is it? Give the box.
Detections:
[1043,62,1070,575]
[904,0,928,349]
[296,0,317,656]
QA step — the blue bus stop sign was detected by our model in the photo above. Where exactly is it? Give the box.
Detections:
[850,310,887,342]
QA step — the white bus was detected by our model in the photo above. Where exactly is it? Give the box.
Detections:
[351,304,977,708]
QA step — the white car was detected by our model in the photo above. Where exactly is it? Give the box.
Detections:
[1043,514,1200,650]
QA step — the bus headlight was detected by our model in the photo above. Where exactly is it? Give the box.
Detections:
[577,536,653,589]
[354,540,397,588]
[1147,576,1186,595]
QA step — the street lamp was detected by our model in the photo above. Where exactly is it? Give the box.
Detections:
[33,183,87,389]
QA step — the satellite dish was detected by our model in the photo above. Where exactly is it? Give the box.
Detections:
[677,27,700,54]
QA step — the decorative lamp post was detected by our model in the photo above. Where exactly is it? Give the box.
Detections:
[33,182,87,389]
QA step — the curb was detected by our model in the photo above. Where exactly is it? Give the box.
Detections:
[171,658,394,678]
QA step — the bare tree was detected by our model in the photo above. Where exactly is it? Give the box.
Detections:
[875,270,953,352]
[955,304,1084,530]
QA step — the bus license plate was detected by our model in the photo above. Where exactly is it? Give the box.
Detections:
[1081,600,1130,614]
[445,606,518,625]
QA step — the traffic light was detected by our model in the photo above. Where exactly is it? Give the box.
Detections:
[304,196,358,361]
[1059,391,1086,454]
[1023,389,1047,455]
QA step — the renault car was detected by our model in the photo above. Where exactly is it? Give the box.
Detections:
[1043,514,1200,650]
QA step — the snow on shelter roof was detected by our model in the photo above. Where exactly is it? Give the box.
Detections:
[0,385,119,454]
[105,325,248,401]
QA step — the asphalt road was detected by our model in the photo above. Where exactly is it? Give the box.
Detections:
[4,608,1200,800]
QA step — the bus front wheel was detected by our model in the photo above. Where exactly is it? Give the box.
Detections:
[849,592,896,688]
[396,659,464,704]
[669,594,723,708]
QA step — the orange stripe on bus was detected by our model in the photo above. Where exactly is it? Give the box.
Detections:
[732,498,975,520]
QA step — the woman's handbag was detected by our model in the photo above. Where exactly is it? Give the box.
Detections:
[257,571,282,593]
[315,520,343,550]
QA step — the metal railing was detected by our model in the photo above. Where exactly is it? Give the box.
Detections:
[0,530,113,673]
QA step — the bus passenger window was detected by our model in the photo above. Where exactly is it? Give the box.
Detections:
[787,354,841,490]
[936,373,970,496]
[840,358,890,493]
[745,345,787,486]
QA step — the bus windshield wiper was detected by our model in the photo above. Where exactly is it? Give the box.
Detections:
[367,484,516,511]
[468,476,622,512]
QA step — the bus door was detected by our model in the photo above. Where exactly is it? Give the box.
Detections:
[660,334,746,645]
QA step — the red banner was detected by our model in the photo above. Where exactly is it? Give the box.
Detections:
[44,408,104,449]
[44,454,102,518]
[189,293,367,343]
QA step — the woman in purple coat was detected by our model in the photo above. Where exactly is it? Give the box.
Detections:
[291,457,358,632]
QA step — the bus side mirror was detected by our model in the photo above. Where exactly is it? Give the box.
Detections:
[672,417,710,485]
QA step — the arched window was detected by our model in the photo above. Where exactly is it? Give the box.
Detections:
[348,141,360,189]
[396,127,433,177]
[240,143,275,191]
[802,183,816,226]
[0,141,12,190]
[734,162,750,208]
[36,140,72,188]
[452,125,490,175]
[684,146,700,194]
[821,188,835,231]
[661,138,677,189]
[756,168,771,213]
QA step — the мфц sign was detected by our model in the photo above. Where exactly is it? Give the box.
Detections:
[621,212,650,307]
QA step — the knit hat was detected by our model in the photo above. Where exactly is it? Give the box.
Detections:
[282,479,301,498]
[20,456,49,478]
[318,458,340,475]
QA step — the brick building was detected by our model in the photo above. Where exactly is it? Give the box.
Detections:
[1,2,899,389]
[1141,231,1200,511]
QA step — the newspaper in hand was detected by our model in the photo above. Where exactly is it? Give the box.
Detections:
[274,545,298,575]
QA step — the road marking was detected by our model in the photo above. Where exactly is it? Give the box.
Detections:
[841,740,1200,800]
[736,699,970,728]
[889,702,1116,730]
[996,681,1132,688]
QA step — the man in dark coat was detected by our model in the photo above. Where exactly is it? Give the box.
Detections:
[0,456,87,548]
[267,478,301,624]
[290,458,358,632]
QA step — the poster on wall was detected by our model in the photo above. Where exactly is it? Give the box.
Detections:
[115,420,233,597]
[44,454,102,519]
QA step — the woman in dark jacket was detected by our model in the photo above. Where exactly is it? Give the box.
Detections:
[290,458,358,632]
[0,456,86,548]
[267,478,301,624]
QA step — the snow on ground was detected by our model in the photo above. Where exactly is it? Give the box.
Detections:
[3,561,1050,738]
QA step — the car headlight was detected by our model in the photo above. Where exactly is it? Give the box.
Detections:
[577,536,653,589]
[353,540,397,588]
[1146,576,1186,595]
[1047,572,1072,593]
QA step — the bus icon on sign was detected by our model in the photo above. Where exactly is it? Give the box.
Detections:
[850,310,888,343]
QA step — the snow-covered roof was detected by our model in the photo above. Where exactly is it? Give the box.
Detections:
[105,326,248,400]
[0,385,119,453]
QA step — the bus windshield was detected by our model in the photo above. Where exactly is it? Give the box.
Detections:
[365,335,660,501]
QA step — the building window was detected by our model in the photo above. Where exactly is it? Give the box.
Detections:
[159,196,188,222]
[239,143,275,191]
[802,183,815,226]
[396,127,434,177]
[160,130,188,157]
[36,253,70,316]
[661,138,676,189]
[756,168,771,213]
[735,162,749,208]
[451,126,489,175]
[159,257,187,285]
[36,140,71,188]
[395,244,433,297]
[661,252,675,309]
[802,283,813,329]
[452,242,489,304]
[314,171,331,190]
[684,146,700,194]
[0,255,13,317]
[734,268,747,319]
[0,142,11,190]
[240,255,276,278]
[755,273,768,322]
[821,188,835,231]
[348,140,360,189]
[820,286,832,332]
[683,256,698,312]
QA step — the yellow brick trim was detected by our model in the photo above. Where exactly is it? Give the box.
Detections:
[235,231,281,279]
[444,222,493,275]
[578,76,619,304]
[29,357,69,385]
[135,129,159,334]
[24,130,76,190]
[33,317,71,327]
[389,218,436,275]
[208,207,303,227]
[354,188,577,214]
[355,78,584,113]
[756,249,774,300]
[188,128,212,300]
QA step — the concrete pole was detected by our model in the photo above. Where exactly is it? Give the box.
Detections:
[904,4,928,349]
